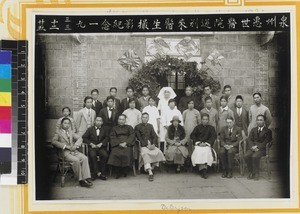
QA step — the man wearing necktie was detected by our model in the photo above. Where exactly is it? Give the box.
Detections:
[91,89,103,116]
[99,96,118,130]
[83,117,109,180]
[102,87,121,115]
[219,116,242,178]
[52,118,93,187]
[75,96,96,136]
[244,114,272,180]
[233,95,249,136]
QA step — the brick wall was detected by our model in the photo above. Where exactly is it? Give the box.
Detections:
[38,33,282,121]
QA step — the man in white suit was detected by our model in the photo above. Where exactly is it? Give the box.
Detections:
[52,117,93,187]
[76,96,96,136]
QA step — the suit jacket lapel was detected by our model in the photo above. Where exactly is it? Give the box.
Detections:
[105,108,109,120]
[233,108,238,118]
[258,127,267,137]
[92,126,98,139]
[91,110,95,123]
[82,109,89,123]
[60,130,70,144]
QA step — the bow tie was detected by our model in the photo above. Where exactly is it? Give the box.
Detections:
[109,108,113,111]
[95,127,100,130]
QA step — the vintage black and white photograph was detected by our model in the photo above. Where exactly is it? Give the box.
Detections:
[33,13,291,201]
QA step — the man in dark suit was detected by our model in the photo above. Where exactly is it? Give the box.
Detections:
[244,114,272,180]
[82,116,109,180]
[219,116,243,178]
[91,89,103,116]
[233,95,249,136]
[120,86,140,113]
[103,87,121,115]
[99,96,118,130]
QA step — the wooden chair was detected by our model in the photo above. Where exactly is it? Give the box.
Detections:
[136,139,163,174]
[217,138,246,175]
[234,140,245,175]
[261,141,272,179]
[109,142,137,177]
[52,147,74,187]
[243,140,273,179]
[164,141,190,173]
[190,139,219,172]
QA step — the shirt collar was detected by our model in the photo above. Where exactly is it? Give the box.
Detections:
[220,106,229,111]
[205,108,212,112]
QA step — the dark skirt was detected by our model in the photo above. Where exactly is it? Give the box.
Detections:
[107,146,133,167]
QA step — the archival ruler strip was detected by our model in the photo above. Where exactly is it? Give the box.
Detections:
[0,40,28,184]
[0,50,12,185]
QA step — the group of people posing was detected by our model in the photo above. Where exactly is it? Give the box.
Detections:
[52,84,273,188]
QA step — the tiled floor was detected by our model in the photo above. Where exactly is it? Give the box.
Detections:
[50,167,287,200]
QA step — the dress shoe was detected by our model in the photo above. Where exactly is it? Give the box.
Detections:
[79,180,92,187]
[148,174,154,182]
[202,169,208,179]
[115,172,122,179]
[221,172,228,178]
[86,178,93,184]
[199,170,203,177]
[254,174,259,180]
[97,174,107,180]
[227,172,233,178]
[247,173,253,180]
[90,176,96,181]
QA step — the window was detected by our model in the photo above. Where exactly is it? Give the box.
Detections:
[167,70,185,90]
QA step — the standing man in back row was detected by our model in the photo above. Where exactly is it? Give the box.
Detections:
[103,87,121,115]
[223,85,235,110]
[91,89,103,116]
[138,85,151,112]
[202,85,219,110]
[76,96,96,136]
[233,95,249,137]
[178,86,203,113]
[120,86,140,113]
[248,92,272,134]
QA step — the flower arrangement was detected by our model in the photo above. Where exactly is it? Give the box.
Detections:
[128,55,221,96]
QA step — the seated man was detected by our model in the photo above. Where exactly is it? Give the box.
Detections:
[165,116,188,173]
[190,113,217,179]
[82,116,109,181]
[219,116,242,178]
[52,118,93,187]
[135,113,166,182]
[244,114,272,180]
[107,114,136,179]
